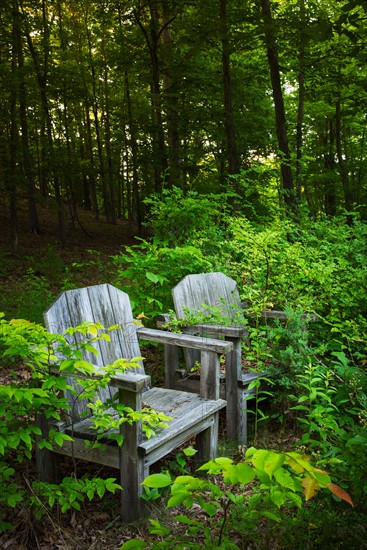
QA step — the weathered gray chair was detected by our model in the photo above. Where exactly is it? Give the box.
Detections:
[36,284,230,522]
[159,272,315,444]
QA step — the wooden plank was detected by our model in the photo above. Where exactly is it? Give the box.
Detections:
[200,351,220,400]
[183,323,246,338]
[49,437,120,468]
[142,416,216,467]
[137,327,233,354]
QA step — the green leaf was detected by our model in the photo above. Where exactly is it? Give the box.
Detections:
[183,446,198,457]
[261,510,281,522]
[167,491,190,508]
[223,463,255,485]
[273,467,296,491]
[251,450,286,479]
[19,432,32,447]
[146,271,160,284]
[175,515,202,527]
[141,473,171,488]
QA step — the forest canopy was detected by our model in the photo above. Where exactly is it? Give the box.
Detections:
[1,0,367,247]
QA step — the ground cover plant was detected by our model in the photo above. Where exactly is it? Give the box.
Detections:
[0,192,366,548]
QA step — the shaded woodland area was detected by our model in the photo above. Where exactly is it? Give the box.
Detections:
[1,0,367,247]
[1,1,367,549]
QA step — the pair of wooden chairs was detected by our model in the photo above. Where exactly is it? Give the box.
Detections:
[37,283,231,523]
[37,273,313,522]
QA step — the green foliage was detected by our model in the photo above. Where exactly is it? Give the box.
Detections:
[0,315,170,532]
[227,215,367,318]
[144,187,232,249]
[290,356,367,503]
[112,189,238,319]
[112,240,215,319]
[121,449,352,549]
[31,477,121,516]
[10,269,54,324]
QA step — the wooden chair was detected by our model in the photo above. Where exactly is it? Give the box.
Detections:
[36,283,230,522]
[159,272,316,444]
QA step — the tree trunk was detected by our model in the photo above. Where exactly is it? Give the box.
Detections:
[10,0,19,252]
[335,96,353,213]
[14,0,40,234]
[102,34,116,224]
[125,70,141,227]
[295,0,305,205]
[162,3,183,188]
[219,0,240,180]
[324,119,336,216]
[23,0,66,243]
[259,0,297,219]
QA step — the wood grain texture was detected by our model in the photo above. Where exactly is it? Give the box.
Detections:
[172,272,248,443]
[39,283,227,522]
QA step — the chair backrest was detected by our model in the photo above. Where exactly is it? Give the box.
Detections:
[172,273,243,372]
[44,284,144,423]
[172,272,243,323]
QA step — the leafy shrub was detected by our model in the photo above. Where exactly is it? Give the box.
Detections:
[121,448,352,549]
[112,240,216,319]
[0,315,169,533]
[144,187,232,249]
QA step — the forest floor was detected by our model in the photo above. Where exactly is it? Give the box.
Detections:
[0,196,139,283]
[1,199,365,549]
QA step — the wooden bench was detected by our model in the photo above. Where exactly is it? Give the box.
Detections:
[158,272,316,444]
[36,283,230,522]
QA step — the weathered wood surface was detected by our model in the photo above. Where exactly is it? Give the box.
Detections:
[172,273,248,443]
[138,326,233,354]
[38,283,229,523]
[171,272,317,445]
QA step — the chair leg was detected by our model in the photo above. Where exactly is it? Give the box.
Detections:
[35,446,63,483]
[120,450,147,522]
[35,414,63,482]
[225,337,247,444]
[119,386,147,522]
[195,413,219,463]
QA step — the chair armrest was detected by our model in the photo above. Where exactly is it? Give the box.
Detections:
[156,315,245,339]
[182,323,246,339]
[137,327,233,355]
[51,365,151,392]
[245,309,317,322]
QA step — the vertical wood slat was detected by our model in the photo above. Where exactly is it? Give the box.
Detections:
[119,385,146,522]
[225,337,246,442]
[164,344,179,389]
[200,351,220,400]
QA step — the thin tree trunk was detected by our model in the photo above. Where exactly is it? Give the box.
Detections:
[324,119,336,216]
[102,34,116,224]
[219,0,240,179]
[295,0,305,205]
[14,0,40,234]
[10,0,19,252]
[259,0,297,219]
[125,70,141,227]
[162,3,183,188]
[335,96,353,213]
